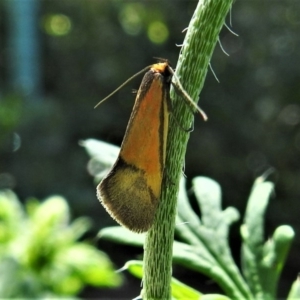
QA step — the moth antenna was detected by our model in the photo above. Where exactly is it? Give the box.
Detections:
[94,65,152,108]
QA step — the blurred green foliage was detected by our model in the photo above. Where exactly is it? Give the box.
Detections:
[121,260,232,300]
[86,138,295,298]
[0,95,22,142]
[0,190,121,298]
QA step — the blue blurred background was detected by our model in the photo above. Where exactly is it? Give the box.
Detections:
[1,0,300,297]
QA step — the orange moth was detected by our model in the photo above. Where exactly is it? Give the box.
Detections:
[95,61,207,233]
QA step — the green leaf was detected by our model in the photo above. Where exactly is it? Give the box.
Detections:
[0,190,25,245]
[200,295,232,300]
[99,226,145,247]
[54,244,122,289]
[122,260,202,300]
[241,180,274,250]
[240,179,274,299]
[241,177,294,299]
[0,190,121,297]
[122,260,234,300]
[95,169,294,299]
[80,139,119,181]
[193,177,240,238]
[80,138,119,161]
[171,277,202,300]
[175,177,251,300]
[121,260,143,278]
[287,276,300,300]
[259,225,294,298]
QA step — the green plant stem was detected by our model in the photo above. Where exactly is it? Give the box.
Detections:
[143,0,234,299]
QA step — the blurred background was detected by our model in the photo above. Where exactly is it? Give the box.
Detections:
[0,0,299,298]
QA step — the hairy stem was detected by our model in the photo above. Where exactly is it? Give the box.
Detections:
[143,1,234,299]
